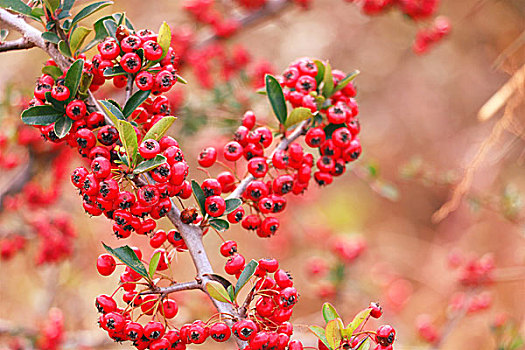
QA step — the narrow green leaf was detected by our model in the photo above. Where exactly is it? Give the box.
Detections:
[62,19,72,31]
[227,285,235,302]
[117,120,138,165]
[209,218,229,232]
[103,65,126,77]
[112,13,135,31]
[41,31,60,44]
[157,21,171,61]
[234,259,258,297]
[333,70,360,94]
[322,61,334,98]
[313,59,325,86]
[322,303,341,324]
[309,326,330,349]
[191,180,206,215]
[102,242,148,280]
[224,198,242,215]
[64,59,84,101]
[21,105,62,125]
[59,0,76,18]
[99,99,124,125]
[0,29,8,41]
[123,89,151,118]
[0,0,32,15]
[102,18,117,39]
[133,154,167,174]
[58,40,72,58]
[148,251,161,279]
[44,91,65,112]
[284,107,313,129]
[82,15,110,52]
[69,26,91,54]
[70,1,113,30]
[78,72,93,98]
[143,116,177,141]
[30,7,44,18]
[356,338,371,350]
[324,123,346,138]
[53,116,73,139]
[42,65,63,81]
[265,74,287,125]
[205,281,232,303]
[346,308,372,334]
[325,319,344,350]
[175,74,187,84]
[43,0,59,12]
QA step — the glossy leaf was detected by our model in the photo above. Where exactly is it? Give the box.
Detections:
[284,107,313,129]
[322,303,341,324]
[41,31,60,44]
[156,21,171,61]
[227,285,235,301]
[322,61,334,98]
[59,0,75,18]
[309,326,330,349]
[313,59,325,86]
[21,105,62,125]
[346,308,372,334]
[103,65,126,77]
[69,26,91,54]
[224,198,242,215]
[234,259,258,297]
[53,116,73,139]
[117,120,138,165]
[333,69,360,94]
[142,116,176,141]
[99,99,124,126]
[265,74,287,125]
[103,18,117,39]
[58,40,72,58]
[70,1,113,30]
[44,92,65,112]
[148,251,161,279]
[64,59,84,101]
[206,281,232,303]
[30,7,44,18]
[78,72,93,98]
[175,74,187,84]
[42,65,63,80]
[209,219,229,232]
[0,0,32,15]
[191,180,206,215]
[103,243,148,279]
[123,89,151,118]
[325,318,344,350]
[82,15,111,52]
[43,0,59,12]
[133,155,167,174]
[0,29,7,41]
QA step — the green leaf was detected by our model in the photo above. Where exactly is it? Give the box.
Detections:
[99,99,124,125]
[44,91,65,112]
[143,116,177,141]
[123,89,151,118]
[322,303,341,324]
[30,7,44,18]
[41,31,60,44]
[309,326,330,349]
[209,218,229,232]
[58,40,72,58]
[313,59,325,86]
[157,21,171,61]
[82,15,110,52]
[325,318,344,350]
[333,70,360,94]
[62,19,72,31]
[133,154,167,174]
[70,1,113,30]
[227,285,235,301]
[284,107,313,129]
[59,0,75,18]
[69,26,91,54]
[103,65,126,77]
[191,180,206,215]
[224,198,242,215]
[265,74,287,125]
[64,59,84,101]
[53,116,73,139]
[78,72,93,98]
[0,0,32,15]
[234,259,258,297]
[42,65,63,81]
[175,74,187,84]
[324,123,346,138]
[43,0,59,12]
[205,281,232,303]
[102,18,117,39]
[322,61,334,98]
[356,338,371,350]
[117,120,138,165]
[148,251,161,279]
[113,13,134,30]
[346,308,372,334]
[102,242,148,280]
[0,29,8,41]
[21,105,62,125]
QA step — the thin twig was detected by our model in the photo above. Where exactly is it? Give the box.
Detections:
[0,37,35,52]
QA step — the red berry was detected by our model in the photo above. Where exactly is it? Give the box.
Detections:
[139,139,161,159]
[66,99,87,120]
[97,254,116,276]
[120,52,142,73]
[205,195,226,217]
[224,141,243,161]
[225,253,245,275]
[210,322,231,342]
[198,147,217,167]
[143,40,163,61]
[144,321,165,340]
[220,240,237,257]
[376,325,396,347]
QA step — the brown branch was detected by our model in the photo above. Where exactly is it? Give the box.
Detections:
[0,36,35,52]
[140,280,200,295]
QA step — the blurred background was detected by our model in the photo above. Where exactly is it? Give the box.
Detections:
[0,0,524,349]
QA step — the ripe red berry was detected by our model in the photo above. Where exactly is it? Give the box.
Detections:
[225,253,245,275]
[143,40,163,61]
[370,302,383,318]
[232,319,257,341]
[220,240,237,257]
[98,38,120,60]
[103,312,126,332]
[305,127,326,148]
[125,322,144,341]
[205,195,226,217]
[202,178,222,197]
[139,139,161,159]
[242,110,256,130]
[247,157,268,178]
[144,321,165,340]
[227,206,245,224]
[65,99,87,120]
[51,84,70,101]
[161,298,178,319]
[120,52,142,73]
[95,294,117,314]
[210,322,231,342]
[135,71,154,90]
[224,141,243,161]
[198,147,217,167]
[96,254,116,276]
[376,325,396,347]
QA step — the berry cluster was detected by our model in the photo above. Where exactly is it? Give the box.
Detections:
[413,16,451,54]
